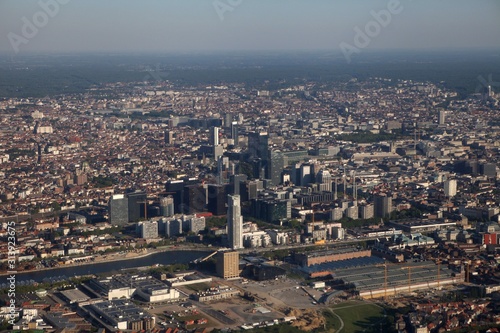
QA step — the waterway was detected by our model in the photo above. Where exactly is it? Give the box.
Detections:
[8,250,209,283]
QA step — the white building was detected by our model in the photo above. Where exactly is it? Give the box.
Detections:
[138,221,158,239]
[243,231,272,248]
[444,179,457,197]
[227,195,243,249]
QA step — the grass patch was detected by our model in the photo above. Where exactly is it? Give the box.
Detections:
[329,301,386,333]
[323,309,342,332]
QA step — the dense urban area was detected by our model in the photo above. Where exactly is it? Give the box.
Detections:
[1,71,500,333]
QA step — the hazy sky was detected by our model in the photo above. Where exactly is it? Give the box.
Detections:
[1,0,499,54]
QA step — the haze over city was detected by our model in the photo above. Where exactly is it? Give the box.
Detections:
[1,0,499,54]
[1,1,500,333]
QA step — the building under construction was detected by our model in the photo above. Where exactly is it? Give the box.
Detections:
[332,260,465,299]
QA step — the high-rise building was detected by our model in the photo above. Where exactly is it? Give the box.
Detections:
[299,164,312,186]
[217,156,230,185]
[251,198,291,224]
[346,206,358,220]
[229,174,247,196]
[109,194,129,225]
[213,145,223,160]
[227,194,243,249]
[438,110,446,126]
[231,121,239,144]
[481,163,497,178]
[164,130,174,144]
[165,219,182,237]
[183,184,206,214]
[224,113,233,130]
[444,179,457,197]
[209,126,220,146]
[165,180,185,214]
[127,191,147,222]
[188,216,206,234]
[138,220,158,239]
[248,132,269,161]
[216,251,240,279]
[207,184,226,216]
[374,195,392,218]
[359,204,374,219]
[316,169,332,192]
[268,151,284,186]
[159,196,175,217]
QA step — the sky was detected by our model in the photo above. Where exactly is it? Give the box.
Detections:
[0,0,499,55]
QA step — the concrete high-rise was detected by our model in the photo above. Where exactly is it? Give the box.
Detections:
[159,196,175,217]
[316,169,332,192]
[299,164,312,186]
[164,130,174,144]
[438,110,446,126]
[109,194,129,226]
[209,126,220,146]
[216,251,240,279]
[138,220,158,239]
[227,194,243,249]
[374,195,392,218]
[444,179,457,197]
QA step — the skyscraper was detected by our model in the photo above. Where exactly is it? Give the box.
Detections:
[165,180,185,214]
[268,151,284,186]
[374,195,392,218]
[183,184,206,214]
[109,194,129,226]
[299,164,312,186]
[231,121,239,144]
[438,110,446,126]
[127,191,147,222]
[444,179,457,197]
[164,130,174,144]
[159,196,175,217]
[316,169,332,192]
[209,126,220,146]
[227,194,243,249]
[217,156,230,185]
[207,184,226,216]
[248,131,269,160]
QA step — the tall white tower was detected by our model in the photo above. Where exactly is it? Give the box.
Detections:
[227,194,243,249]
[210,126,220,146]
[444,179,457,197]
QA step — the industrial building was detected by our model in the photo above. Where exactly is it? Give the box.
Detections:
[193,285,240,302]
[59,288,90,304]
[294,247,371,267]
[332,261,464,299]
[84,300,155,331]
[387,219,457,233]
[87,274,180,303]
